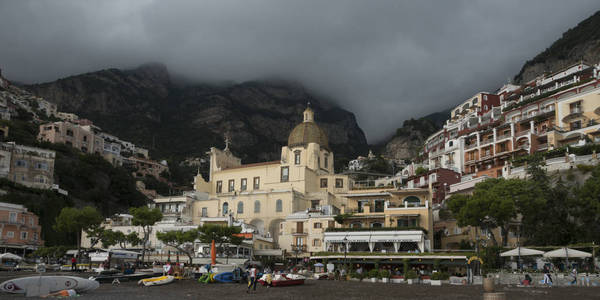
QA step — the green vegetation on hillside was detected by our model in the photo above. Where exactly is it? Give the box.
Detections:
[514,10,600,83]
[0,114,148,246]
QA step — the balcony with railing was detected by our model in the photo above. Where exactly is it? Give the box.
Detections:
[290,229,308,235]
[290,244,307,253]
[465,142,478,150]
[515,130,530,137]
[496,132,512,141]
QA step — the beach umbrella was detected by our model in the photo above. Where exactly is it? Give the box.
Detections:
[0,253,23,261]
[500,247,544,257]
[543,248,592,258]
[543,248,592,268]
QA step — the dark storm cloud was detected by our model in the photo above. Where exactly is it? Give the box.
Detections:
[1,0,599,142]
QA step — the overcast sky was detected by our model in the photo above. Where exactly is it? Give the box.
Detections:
[1,1,599,142]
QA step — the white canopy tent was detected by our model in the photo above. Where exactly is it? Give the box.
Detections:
[500,247,544,257]
[543,248,592,258]
[0,253,23,261]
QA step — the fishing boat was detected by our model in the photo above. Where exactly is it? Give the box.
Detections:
[258,274,305,287]
[138,275,175,287]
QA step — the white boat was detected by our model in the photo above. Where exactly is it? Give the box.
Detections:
[0,276,99,294]
[137,275,175,287]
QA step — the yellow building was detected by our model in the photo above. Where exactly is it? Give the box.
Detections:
[193,107,435,257]
[549,82,600,146]
[193,107,350,248]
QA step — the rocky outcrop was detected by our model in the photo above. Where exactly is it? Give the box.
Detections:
[514,10,600,84]
[24,64,368,167]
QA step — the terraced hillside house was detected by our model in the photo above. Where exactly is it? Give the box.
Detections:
[0,202,43,254]
[0,142,55,189]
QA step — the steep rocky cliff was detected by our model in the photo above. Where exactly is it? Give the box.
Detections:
[24,64,368,170]
[514,10,600,84]
[382,110,449,161]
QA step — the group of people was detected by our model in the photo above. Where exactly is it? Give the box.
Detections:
[521,265,593,287]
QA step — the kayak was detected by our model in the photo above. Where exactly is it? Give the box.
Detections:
[138,276,175,287]
[90,272,155,283]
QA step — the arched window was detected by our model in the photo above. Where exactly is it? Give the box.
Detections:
[276,199,283,212]
[403,196,421,206]
[254,200,261,213]
[350,222,362,228]
[237,201,244,214]
[370,222,383,228]
[222,202,229,215]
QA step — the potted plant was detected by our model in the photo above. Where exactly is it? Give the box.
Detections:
[350,272,361,282]
[405,270,418,284]
[431,272,449,286]
[368,269,379,283]
[380,269,390,283]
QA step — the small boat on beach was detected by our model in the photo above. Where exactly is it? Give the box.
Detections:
[258,274,305,287]
[89,272,155,283]
[138,275,175,287]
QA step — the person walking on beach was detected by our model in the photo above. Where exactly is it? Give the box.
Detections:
[71,256,77,271]
[570,267,578,286]
[247,264,257,293]
[542,266,552,287]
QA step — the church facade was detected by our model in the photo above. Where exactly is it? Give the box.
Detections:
[193,106,433,256]
[193,107,350,246]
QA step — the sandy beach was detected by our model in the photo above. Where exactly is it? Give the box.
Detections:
[0,272,598,299]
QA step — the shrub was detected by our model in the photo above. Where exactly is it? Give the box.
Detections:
[431,272,450,280]
[576,164,595,173]
[405,270,418,279]
[368,269,380,279]
[380,270,390,278]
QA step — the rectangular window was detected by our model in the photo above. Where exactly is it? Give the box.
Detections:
[20,231,28,240]
[570,121,582,130]
[9,212,17,223]
[335,178,343,188]
[328,220,335,228]
[324,155,328,169]
[320,178,327,188]
[240,178,247,191]
[7,231,14,238]
[374,200,385,212]
[30,217,34,227]
[280,167,289,182]
[294,151,301,165]
[313,239,321,247]
[569,101,582,114]
[311,200,320,209]
[216,181,222,193]
[253,177,260,190]
[228,179,235,192]
[33,232,38,240]
[313,222,322,229]
[66,129,74,137]
[201,207,207,217]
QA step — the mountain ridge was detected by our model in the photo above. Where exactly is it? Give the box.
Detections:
[23,64,369,177]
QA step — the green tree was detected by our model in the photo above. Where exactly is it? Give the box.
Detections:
[156,229,199,264]
[101,230,142,249]
[54,206,103,257]
[197,224,242,258]
[573,165,600,242]
[130,206,163,263]
[447,178,525,246]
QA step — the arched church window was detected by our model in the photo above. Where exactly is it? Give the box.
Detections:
[237,201,244,214]
[254,200,261,213]
[276,199,282,212]
[222,202,229,215]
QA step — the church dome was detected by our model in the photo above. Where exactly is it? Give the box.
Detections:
[287,107,330,150]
